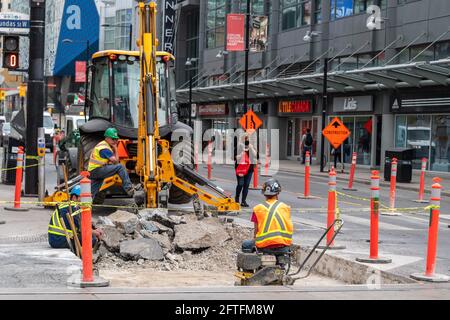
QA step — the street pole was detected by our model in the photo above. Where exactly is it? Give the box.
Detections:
[320,58,328,173]
[85,40,90,117]
[188,75,192,127]
[25,0,46,195]
[243,0,251,114]
[129,24,133,51]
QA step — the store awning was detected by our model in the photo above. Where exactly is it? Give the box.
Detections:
[176,58,450,104]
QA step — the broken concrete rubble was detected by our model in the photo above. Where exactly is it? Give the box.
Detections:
[108,210,138,234]
[101,226,126,252]
[173,218,231,250]
[119,238,164,261]
[138,208,186,228]
[95,209,252,274]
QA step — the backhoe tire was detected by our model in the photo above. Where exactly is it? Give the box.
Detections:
[168,140,195,205]
[78,134,102,173]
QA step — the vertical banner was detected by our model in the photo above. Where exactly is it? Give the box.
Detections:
[226,14,245,52]
[163,0,176,53]
[250,15,268,52]
[75,61,86,83]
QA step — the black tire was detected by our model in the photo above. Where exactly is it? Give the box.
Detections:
[168,140,195,204]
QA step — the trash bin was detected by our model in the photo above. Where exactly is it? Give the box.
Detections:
[384,148,414,183]
[2,138,22,185]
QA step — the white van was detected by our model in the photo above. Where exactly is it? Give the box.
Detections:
[43,112,55,151]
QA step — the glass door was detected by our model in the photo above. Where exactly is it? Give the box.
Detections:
[287,119,294,157]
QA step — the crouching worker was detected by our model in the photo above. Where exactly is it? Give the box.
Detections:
[48,185,103,249]
[88,128,134,203]
[242,179,293,259]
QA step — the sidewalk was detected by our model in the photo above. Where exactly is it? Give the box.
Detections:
[208,151,450,197]
[0,155,81,288]
[272,160,450,197]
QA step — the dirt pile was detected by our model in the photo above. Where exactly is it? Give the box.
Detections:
[94,209,252,272]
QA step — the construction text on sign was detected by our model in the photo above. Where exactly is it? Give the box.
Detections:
[322,117,351,149]
[240,110,262,134]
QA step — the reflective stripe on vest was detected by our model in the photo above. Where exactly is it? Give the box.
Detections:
[88,141,113,171]
[255,200,293,248]
[48,205,81,238]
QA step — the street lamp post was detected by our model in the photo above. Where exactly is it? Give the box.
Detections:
[243,0,251,114]
[185,58,198,127]
[320,58,329,173]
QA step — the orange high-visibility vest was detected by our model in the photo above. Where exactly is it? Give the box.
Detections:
[254,200,293,248]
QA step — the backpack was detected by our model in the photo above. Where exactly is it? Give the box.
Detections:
[305,133,313,147]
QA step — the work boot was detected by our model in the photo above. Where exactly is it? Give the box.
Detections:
[241,201,250,208]
[125,187,135,197]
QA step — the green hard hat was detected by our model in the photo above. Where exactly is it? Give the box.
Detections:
[104,128,119,139]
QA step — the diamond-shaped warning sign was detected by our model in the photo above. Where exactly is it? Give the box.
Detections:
[240,110,262,134]
[322,117,351,149]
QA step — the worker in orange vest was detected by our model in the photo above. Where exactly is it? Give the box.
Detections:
[242,179,293,257]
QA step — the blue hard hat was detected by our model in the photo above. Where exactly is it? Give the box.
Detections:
[70,185,81,197]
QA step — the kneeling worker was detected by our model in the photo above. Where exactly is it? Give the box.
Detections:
[88,128,134,201]
[242,179,293,255]
[48,185,103,249]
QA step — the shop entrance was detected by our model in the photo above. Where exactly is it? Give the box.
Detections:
[286,118,318,161]
[327,116,374,167]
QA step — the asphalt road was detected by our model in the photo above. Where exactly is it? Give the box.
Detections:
[198,164,450,280]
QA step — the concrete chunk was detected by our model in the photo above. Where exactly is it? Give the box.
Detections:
[173,218,231,250]
[108,210,138,234]
[101,226,126,252]
[119,239,164,261]
[139,208,186,228]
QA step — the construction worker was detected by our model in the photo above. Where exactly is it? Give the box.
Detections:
[88,128,134,201]
[48,185,103,249]
[242,179,293,256]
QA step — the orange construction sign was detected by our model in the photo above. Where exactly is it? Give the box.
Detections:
[239,110,262,134]
[322,117,351,149]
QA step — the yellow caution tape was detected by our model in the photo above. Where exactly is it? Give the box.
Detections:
[424,204,440,211]
[0,163,43,172]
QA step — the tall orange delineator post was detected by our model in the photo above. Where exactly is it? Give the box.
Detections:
[249,162,261,190]
[5,146,29,212]
[298,151,315,199]
[343,152,358,191]
[414,158,429,204]
[389,158,397,210]
[319,167,345,250]
[207,142,212,180]
[356,171,392,264]
[411,178,449,282]
[261,143,271,177]
[67,172,109,288]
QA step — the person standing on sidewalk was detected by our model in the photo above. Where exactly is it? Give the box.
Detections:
[301,128,313,164]
[234,134,257,207]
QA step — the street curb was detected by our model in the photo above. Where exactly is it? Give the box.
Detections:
[297,247,416,285]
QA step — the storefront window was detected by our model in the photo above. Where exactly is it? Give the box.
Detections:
[355,117,372,165]
[331,116,372,166]
[395,115,407,148]
[430,115,450,172]
[406,115,431,169]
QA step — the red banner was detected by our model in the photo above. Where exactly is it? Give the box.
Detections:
[75,61,86,83]
[226,14,245,52]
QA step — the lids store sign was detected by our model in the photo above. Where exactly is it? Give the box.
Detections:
[333,96,373,112]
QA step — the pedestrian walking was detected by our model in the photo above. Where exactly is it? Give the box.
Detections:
[234,134,257,207]
[301,128,313,164]
[331,146,344,172]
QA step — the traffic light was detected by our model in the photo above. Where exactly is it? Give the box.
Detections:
[3,36,20,70]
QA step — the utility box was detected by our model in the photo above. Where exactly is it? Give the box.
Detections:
[384,148,414,183]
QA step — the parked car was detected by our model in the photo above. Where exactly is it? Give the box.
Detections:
[0,122,10,147]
